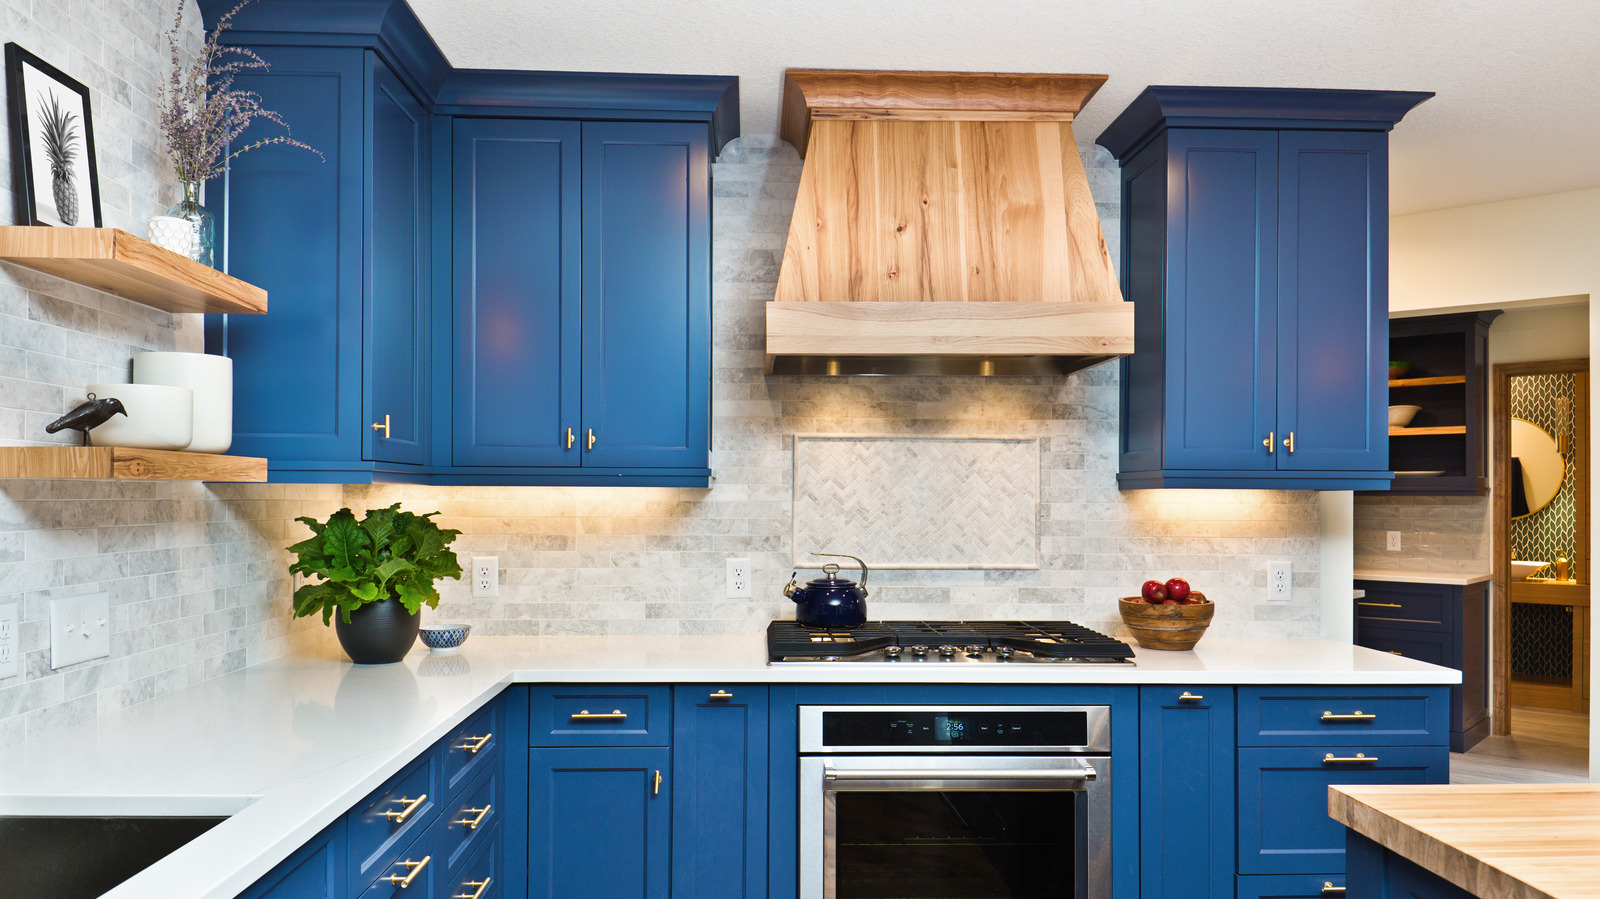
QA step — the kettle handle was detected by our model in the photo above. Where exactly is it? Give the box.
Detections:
[812,552,868,596]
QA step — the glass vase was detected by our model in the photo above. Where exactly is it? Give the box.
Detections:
[164,180,216,268]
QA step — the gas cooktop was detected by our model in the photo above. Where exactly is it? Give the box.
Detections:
[766,620,1136,664]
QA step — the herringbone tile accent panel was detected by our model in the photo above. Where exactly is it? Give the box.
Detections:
[792,436,1039,569]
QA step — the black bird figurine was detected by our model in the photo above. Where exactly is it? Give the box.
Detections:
[45,393,126,443]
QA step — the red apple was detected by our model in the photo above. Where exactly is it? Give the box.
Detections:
[1141,580,1168,603]
[1165,578,1192,602]
[1160,599,1179,605]
[1183,591,1209,605]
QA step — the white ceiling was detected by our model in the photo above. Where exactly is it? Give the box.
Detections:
[409,0,1600,215]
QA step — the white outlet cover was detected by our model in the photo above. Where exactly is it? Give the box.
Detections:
[471,556,499,599]
[50,592,111,669]
[0,603,18,679]
[1267,561,1293,602]
[1386,530,1403,552]
[726,557,752,599]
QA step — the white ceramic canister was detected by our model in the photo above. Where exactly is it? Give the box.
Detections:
[84,383,194,451]
[133,352,233,453]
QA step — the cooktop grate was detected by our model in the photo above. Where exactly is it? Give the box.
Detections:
[766,620,1134,662]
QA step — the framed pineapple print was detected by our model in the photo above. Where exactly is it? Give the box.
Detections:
[4,43,102,227]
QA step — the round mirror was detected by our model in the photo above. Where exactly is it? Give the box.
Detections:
[1510,418,1565,519]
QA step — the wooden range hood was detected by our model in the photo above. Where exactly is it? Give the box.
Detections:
[767,69,1134,376]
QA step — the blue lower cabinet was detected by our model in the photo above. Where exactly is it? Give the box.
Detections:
[443,824,501,899]
[346,751,440,894]
[238,821,347,899]
[1236,874,1346,899]
[1237,745,1448,875]
[1139,686,1235,899]
[528,746,672,899]
[672,685,768,899]
[1346,831,1474,899]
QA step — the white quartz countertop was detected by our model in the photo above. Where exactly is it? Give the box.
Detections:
[1353,569,1494,586]
[0,635,1459,899]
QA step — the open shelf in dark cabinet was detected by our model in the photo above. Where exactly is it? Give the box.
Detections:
[1374,311,1500,496]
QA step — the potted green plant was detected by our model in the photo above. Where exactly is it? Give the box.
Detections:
[288,503,463,664]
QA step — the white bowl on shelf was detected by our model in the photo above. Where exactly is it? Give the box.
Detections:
[133,352,232,453]
[1388,405,1422,428]
[84,383,193,451]
[1511,560,1548,581]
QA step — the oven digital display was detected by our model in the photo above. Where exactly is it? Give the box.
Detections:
[821,711,1089,747]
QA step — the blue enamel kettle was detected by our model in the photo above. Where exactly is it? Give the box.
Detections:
[784,552,870,629]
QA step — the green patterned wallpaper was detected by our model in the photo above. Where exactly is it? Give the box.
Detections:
[1511,372,1577,579]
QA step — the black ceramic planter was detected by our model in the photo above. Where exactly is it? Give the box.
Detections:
[334,598,420,664]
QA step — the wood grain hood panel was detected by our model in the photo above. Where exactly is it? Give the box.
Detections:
[767,70,1134,377]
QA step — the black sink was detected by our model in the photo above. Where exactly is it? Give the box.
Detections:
[0,815,227,898]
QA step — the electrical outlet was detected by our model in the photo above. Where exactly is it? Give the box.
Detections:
[726,557,752,599]
[0,603,17,679]
[471,556,499,598]
[1386,530,1403,552]
[50,592,110,669]
[1267,561,1292,602]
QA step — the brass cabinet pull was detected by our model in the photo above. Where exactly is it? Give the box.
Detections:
[1323,753,1378,764]
[571,709,627,721]
[1178,691,1204,702]
[710,690,734,701]
[1263,431,1275,454]
[372,414,391,438]
[383,794,427,823]
[383,856,430,888]
[1387,650,1405,656]
[1321,884,1346,896]
[454,804,492,830]
[586,428,596,450]
[1321,710,1377,721]
[1283,431,1296,453]
[1357,602,1403,608]
[455,877,492,899]
[653,770,663,796]
[456,733,493,754]
[565,427,575,449]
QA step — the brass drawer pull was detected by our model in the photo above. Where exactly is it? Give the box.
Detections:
[1387,650,1405,656]
[455,877,492,899]
[1263,431,1275,454]
[1178,691,1204,702]
[565,427,575,449]
[1357,602,1403,608]
[383,794,427,823]
[457,733,493,754]
[454,804,492,830]
[1323,753,1378,764]
[1283,431,1296,453]
[586,428,596,450]
[1321,710,1376,721]
[654,769,663,796]
[710,690,734,701]
[372,414,391,438]
[1322,884,1345,896]
[384,856,430,888]
[571,709,627,722]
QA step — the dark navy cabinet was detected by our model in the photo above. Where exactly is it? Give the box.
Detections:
[1139,686,1235,899]
[1098,87,1431,490]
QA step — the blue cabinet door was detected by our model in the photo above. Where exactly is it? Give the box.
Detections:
[527,746,671,899]
[365,56,429,466]
[210,46,365,464]
[1138,686,1235,899]
[238,820,347,899]
[1162,129,1279,472]
[579,121,710,470]
[1275,130,1388,473]
[672,686,768,899]
[451,118,582,468]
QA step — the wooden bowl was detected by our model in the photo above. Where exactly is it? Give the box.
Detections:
[1118,596,1214,651]
[1389,361,1412,379]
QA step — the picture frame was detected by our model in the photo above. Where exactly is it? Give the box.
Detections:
[5,42,102,227]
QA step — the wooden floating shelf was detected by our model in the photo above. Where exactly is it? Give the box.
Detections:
[1389,426,1467,436]
[1389,375,1466,387]
[0,226,266,315]
[0,446,267,482]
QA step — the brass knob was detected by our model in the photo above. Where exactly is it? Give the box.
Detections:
[372,414,391,438]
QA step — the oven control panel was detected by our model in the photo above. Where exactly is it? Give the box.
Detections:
[800,705,1111,753]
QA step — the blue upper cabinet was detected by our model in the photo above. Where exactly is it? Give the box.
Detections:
[1098,87,1431,490]
[200,0,735,486]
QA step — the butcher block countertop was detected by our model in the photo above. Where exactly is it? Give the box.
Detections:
[1330,783,1600,899]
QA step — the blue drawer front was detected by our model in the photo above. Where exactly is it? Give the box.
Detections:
[1238,745,1447,875]
[1353,581,1451,627]
[445,823,500,899]
[238,820,345,899]
[443,701,501,799]
[349,752,440,893]
[424,762,501,880]
[1239,686,1449,746]
[1236,873,1345,898]
[530,685,670,746]
[355,838,438,899]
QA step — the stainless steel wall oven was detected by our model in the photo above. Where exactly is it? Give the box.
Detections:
[799,705,1112,899]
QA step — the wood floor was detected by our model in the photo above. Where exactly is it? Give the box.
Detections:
[1451,706,1590,783]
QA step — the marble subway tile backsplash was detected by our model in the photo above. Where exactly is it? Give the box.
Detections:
[1353,494,1492,573]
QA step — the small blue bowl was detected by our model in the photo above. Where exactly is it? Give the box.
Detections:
[419,622,471,653]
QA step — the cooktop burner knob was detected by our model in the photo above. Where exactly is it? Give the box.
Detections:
[883,645,902,658]
[909,645,929,657]
[937,645,957,657]
[996,647,1014,659]
[964,645,986,655]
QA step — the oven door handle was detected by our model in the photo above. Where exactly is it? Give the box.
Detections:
[823,764,1095,792]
